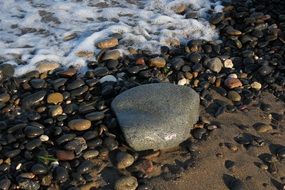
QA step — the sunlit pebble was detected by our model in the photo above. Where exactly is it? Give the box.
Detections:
[40,135,49,142]
[227,74,238,79]
[268,114,272,120]
[178,78,189,86]
[66,100,72,104]
[16,163,22,170]
[51,161,59,168]
[99,75,117,83]
[254,55,259,60]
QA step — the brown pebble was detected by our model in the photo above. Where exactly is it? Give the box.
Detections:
[47,93,64,104]
[149,57,166,68]
[224,78,243,89]
[68,119,91,131]
[96,38,118,49]
[58,68,77,78]
[56,150,75,161]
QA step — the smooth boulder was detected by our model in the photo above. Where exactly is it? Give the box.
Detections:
[111,83,200,151]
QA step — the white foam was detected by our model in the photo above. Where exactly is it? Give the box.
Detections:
[0,0,223,76]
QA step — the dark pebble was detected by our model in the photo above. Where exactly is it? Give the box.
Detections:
[191,128,207,140]
[18,179,40,190]
[85,111,105,121]
[103,137,118,151]
[31,163,48,175]
[4,149,21,158]
[24,126,44,138]
[0,178,11,190]
[30,79,46,89]
[25,138,42,150]
[77,160,94,174]
[22,91,46,109]
[54,166,69,183]
[66,79,85,91]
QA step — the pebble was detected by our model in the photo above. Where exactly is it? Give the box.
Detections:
[114,176,138,190]
[251,81,262,90]
[224,59,234,68]
[207,57,223,73]
[224,78,243,89]
[22,91,46,109]
[83,150,99,159]
[58,68,77,78]
[99,75,117,83]
[227,91,241,102]
[254,123,273,133]
[30,79,46,89]
[85,112,105,121]
[0,93,10,103]
[56,150,75,161]
[36,61,60,73]
[47,92,64,104]
[191,128,207,140]
[149,57,166,68]
[178,78,189,86]
[49,105,63,117]
[77,160,94,174]
[102,50,121,61]
[116,152,135,169]
[31,163,48,175]
[277,147,285,159]
[54,166,69,183]
[24,126,44,138]
[0,179,11,190]
[96,38,118,49]
[68,119,91,131]
[40,135,49,142]
[226,26,242,36]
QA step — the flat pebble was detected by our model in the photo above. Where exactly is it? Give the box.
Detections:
[114,176,138,190]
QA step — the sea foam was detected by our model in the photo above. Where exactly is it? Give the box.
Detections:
[0,0,223,75]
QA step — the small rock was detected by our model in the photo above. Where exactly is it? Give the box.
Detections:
[0,93,10,103]
[224,78,243,89]
[210,12,224,24]
[178,78,189,86]
[0,178,11,190]
[114,176,138,190]
[36,61,59,73]
[24,126,44,138]
[226,26,242,36]
[54,166,68,183]
[40,135,49,142]
[83,150,99,159]
[75,51,94,58]
[0,64,14,78]
[207,58,223,73]
[56,150,75,161]
[116,152,135,169]
[85,112,105,121]
[254,123,273,133]
[277,147,285,159]
[58,68,77,78]
[31,163,48,175]
[77,160,94,174]
[102,50,121,61]
[68,119,91,131]
[22,91,47,109]
[191,128,207,140]
[224,59,234,68]
[99,75,117,83]
[49,105,63,117]
[96,38,118,49]
[47,92,64,104]
[251,82,262,90]
[172,4,186,14]
[149,57,166,68]
[228,91,241,102]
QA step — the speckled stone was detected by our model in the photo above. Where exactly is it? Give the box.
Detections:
[111,83,200,151]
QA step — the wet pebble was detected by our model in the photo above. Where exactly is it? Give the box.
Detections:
[56,150,75,161]
[227,91,241,102]
[191,128,207,140]
[68,119,91,131]
[31,163,48,175]
[85,111,105,121]
[254,123,272,133]
[114,176,138,190]
[149,57,166,68]
[77,160,94,174]
[24,126,44,138]
[47,92,64,104]
[207,58,223,73]
[0,93,10,103]
[54,166,69,183]
[0,178,11,190]
[116,152,135,169]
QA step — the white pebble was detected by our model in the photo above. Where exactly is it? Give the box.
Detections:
[178,78,189,86]
[16,163,22,170]
[224,59,234,68]
[251,81,262,90]
[40,135,49,142]
[99,75,117,83]
[227,74,238,79]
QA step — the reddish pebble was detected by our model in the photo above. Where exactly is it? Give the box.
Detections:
[56,150,75,161]
[135,57,145,65]
[224,78,242,89]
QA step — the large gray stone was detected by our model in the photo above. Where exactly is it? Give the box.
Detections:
[111,83,200,151]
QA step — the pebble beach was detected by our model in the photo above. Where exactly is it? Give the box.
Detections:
[0,0,285,190]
